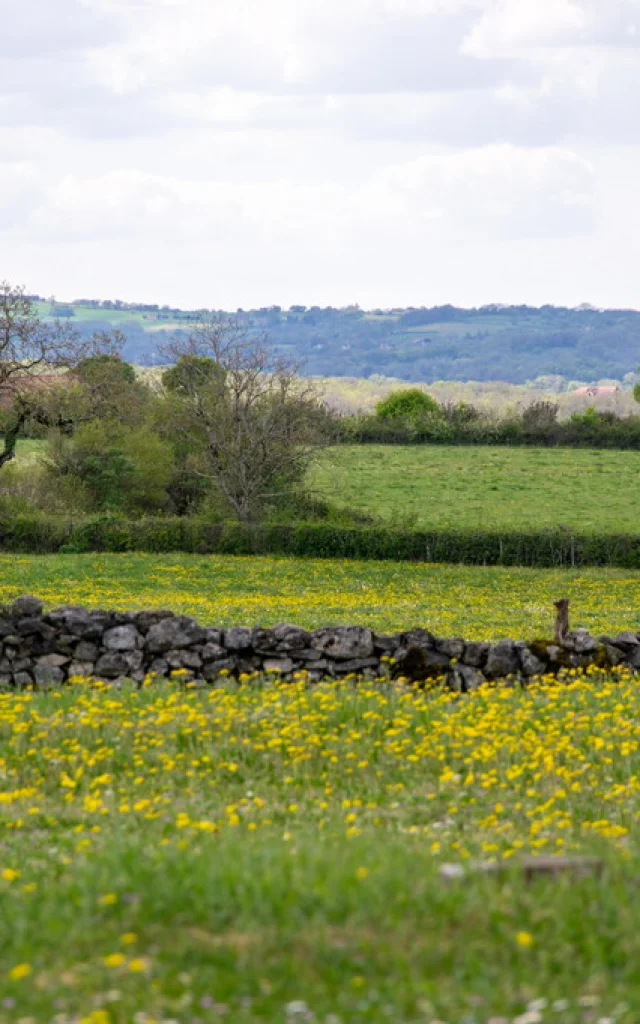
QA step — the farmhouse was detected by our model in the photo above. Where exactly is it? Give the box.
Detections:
[573,385,621,397]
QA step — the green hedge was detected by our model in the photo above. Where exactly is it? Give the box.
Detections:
[3,513,640,567]
[339,412,640,449]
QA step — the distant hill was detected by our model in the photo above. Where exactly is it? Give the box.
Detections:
[35,298,640,386]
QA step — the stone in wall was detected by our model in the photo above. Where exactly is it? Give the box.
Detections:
[1,595,640,692]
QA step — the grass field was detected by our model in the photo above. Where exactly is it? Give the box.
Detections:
[2,675,640,1022]
[312,445,640,533]
[3,553,640,638]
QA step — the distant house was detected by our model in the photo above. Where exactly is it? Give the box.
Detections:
[572,386,621,398]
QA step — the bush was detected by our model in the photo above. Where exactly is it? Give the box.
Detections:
[375,389,442,424]
[47,420,174,514]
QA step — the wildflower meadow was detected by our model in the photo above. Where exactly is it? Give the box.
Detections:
[3,553,640,638]
[2,672,640,1022]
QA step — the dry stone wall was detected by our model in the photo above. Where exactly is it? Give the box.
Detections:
[2,596,640,691]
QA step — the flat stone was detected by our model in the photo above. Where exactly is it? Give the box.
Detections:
[605,644,625,667]
[448,664,484,692]
[68,661,95,679]
[123,651,144,673]
[146,618,199,653]
[12,596,43,618]
[36,654,70,668]
[463,642,490,668]
[202,658,237,680]
[624,647,640,669]
[166,649,202,670]
[441,855,604,884]
[95,652,130,679]
[400,628,435,650]
[148,658,169,677]
[34,665,65,688]
[436,638,465,658]
[311,626,374,661]
[134,610,175,633]
[520,650,547,678]
[74,640,99,662]
[485,641,520,679]
[263,658,295,674]
[272,624,311,652]
[200,642,226,661]
[563,629,598,654]
[16,618,54,638]
[373,633,400,652]
[332,657,380,674]
[615,631,640,648]
[45,607,107,640]
[223,627,253,651]
[393,646,450,681]
[103,625,141,651]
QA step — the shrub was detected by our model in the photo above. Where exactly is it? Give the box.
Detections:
[375,389,442,425]
[47,420,174,514]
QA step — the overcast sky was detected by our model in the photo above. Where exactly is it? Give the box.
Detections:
[1,0,639,310]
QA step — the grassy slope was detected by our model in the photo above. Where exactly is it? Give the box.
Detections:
[14,440,640,535]
[312,445,640,534]
[2,553,640,638]
[1,677,640,1022]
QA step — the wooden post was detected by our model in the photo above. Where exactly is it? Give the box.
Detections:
[554,598,570,644]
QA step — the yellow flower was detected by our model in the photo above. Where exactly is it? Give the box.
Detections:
[99,893,118,906]
[8,963,32,980]
[515,931,534,948]
[128,957,149,973]
[120,932,138,945]
[356,866,369,880]
[103,953,126,967]
[2,868,20,881]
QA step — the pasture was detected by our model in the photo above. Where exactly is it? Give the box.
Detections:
[2,676,640,1022]
[312,445,640,533]
[3,553,640,637]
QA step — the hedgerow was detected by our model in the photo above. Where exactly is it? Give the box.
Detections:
[3,512,640,567]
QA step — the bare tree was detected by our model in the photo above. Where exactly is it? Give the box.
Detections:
[0,282,120,469]
[161,317,331,523]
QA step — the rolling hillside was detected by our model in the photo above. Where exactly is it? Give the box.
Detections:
[36,298,640,386]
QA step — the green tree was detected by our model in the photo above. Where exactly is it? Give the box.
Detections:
[75,353,151,426]
[48,419,173,513]
[375,388,441,423]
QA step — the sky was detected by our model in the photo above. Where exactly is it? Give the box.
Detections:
[1,0,640,310]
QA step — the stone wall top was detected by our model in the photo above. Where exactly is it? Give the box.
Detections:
[1,596,638,691]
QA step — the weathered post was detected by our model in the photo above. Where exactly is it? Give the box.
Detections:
[554,598,570,644]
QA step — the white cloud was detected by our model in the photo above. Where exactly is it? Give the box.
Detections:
[464,0,640,56]
[23,145,592,249]
[0,162,43,229]
[0,0,638,310]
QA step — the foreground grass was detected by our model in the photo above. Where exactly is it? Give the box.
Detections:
[3,553,640,638]
[312,445,640,533]
[1,675,640,1022]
